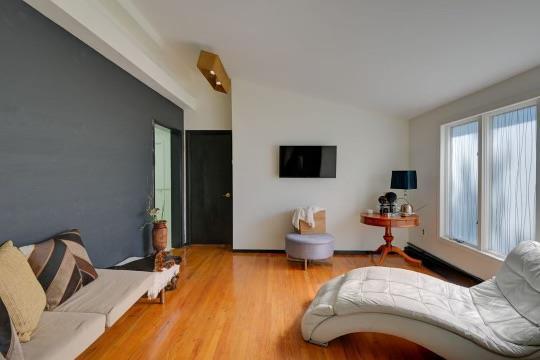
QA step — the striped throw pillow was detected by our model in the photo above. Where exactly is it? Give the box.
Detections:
[0,297,23,360]
[53,230,98,286]
[27,239,83,310]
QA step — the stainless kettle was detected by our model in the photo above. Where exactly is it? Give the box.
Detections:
[400,203,414,216]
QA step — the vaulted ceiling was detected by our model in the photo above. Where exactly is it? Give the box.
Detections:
[28,0,540,119]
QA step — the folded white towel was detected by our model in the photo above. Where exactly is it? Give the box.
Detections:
[292,206,325,229]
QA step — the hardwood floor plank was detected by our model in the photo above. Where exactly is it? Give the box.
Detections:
[79,246,445,360]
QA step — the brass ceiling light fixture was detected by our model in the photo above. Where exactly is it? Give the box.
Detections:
[197,50,231,94]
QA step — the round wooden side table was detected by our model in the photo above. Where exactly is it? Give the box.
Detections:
[360,213,422,267]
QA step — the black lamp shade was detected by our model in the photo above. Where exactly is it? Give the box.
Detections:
[391,170,417,190]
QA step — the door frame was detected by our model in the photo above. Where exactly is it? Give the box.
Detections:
[153,120,184,248]
[186,130,232,245]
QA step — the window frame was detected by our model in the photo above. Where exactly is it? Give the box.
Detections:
[440,97,540,259]
[440,116,482,250]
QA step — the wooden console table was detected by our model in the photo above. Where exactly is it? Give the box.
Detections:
[360,213,422,267]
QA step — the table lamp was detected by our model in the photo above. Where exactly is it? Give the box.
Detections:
[390,170,417,215]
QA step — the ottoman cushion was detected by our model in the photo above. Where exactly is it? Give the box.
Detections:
[285,233,335,260]
[286,233,334,245]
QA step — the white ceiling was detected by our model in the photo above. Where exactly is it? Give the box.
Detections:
[127,0,540,119]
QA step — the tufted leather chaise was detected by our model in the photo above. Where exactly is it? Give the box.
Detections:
[302,241,540,360]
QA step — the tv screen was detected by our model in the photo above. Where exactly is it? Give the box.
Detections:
[279,146,337,178]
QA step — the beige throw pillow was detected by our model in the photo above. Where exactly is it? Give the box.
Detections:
[0,241,46,342]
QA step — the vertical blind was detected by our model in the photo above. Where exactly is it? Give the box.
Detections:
[489,105,536,256]
[449,121,479,246]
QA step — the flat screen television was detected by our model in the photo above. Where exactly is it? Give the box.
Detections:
[279,146,337,178]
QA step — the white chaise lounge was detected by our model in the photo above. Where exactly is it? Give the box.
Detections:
[302,241,540,360]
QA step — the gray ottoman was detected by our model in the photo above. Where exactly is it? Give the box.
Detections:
[285,233,335,270]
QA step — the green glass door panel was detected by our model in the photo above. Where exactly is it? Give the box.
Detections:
[154,124,172,248]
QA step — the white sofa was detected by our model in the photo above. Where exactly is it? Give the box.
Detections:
[302,241,540,360]
[20,269,154,360]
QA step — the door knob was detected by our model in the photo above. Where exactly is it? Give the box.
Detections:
[223,192,231,198]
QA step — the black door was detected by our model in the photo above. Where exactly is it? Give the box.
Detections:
[187,131,232,245]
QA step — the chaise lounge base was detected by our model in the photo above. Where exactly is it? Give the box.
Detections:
[305,312,533,359]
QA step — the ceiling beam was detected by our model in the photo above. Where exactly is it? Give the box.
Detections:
[24,0,197,111]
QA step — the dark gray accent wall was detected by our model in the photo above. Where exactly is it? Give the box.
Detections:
[0,0,183,267]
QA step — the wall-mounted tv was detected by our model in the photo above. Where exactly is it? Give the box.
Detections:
[279,146,337,178]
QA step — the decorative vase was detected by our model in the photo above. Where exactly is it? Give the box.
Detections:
[152,220,168,253]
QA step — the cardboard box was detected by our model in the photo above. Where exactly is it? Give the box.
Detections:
[297,210,326,234]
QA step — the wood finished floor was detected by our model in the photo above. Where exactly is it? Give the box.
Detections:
[79,246,447,360]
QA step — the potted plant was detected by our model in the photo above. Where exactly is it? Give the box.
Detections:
[142,196,168,253]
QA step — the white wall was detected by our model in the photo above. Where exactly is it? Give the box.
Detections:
[184,90,231,130]
[232,79,410,250]
[409,65,540,280]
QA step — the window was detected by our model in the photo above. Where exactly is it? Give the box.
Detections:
[441,98,538,258]
[448,120,479,246]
